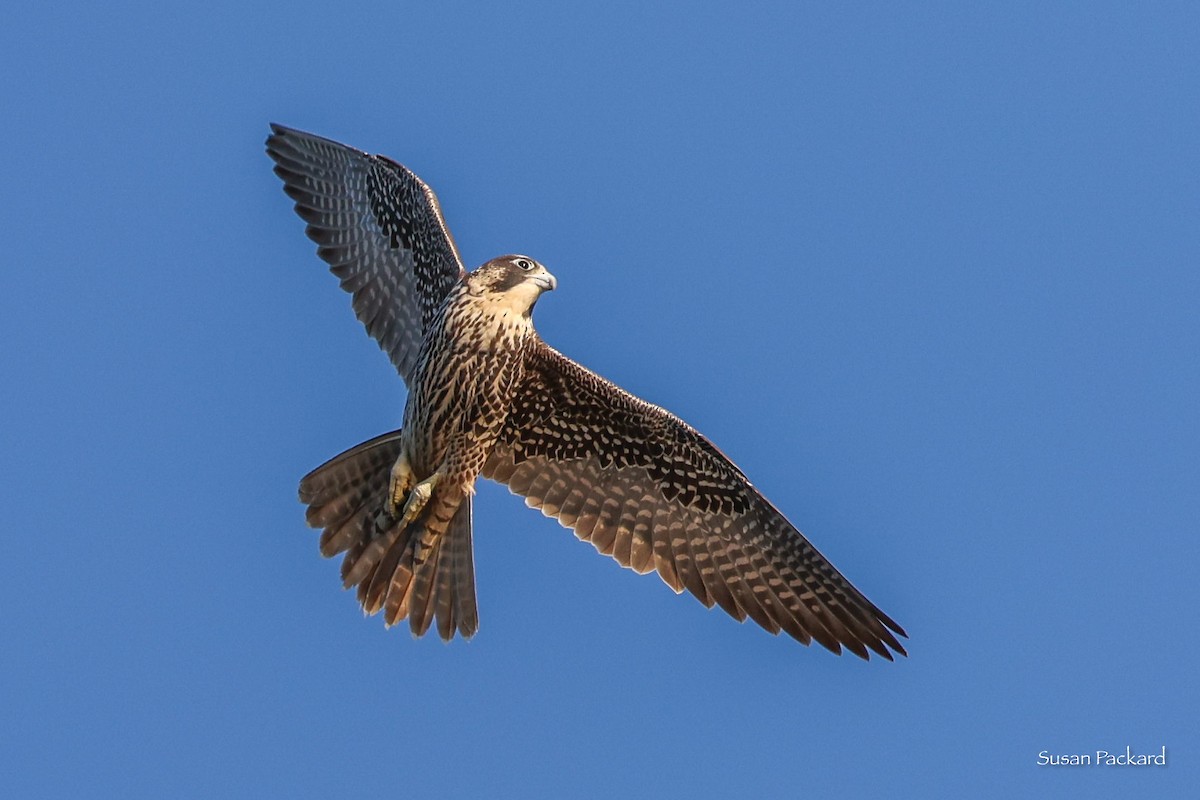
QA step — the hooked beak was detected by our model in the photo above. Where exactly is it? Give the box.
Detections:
[533,271,557,292]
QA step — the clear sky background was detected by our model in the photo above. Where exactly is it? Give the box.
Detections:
[2,3,1197,798]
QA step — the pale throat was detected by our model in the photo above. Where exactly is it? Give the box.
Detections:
[475,284,543,323]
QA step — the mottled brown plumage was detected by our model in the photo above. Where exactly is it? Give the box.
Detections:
[268,123,907,659]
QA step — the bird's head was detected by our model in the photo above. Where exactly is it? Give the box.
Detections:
[469,255,557,316]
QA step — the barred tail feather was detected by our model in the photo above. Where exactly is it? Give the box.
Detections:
[298,431,479,641]
[447,501,478,637]
[389,497,477,639]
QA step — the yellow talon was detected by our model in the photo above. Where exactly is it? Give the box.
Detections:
[386,454,415,519]
[399,472,440,527]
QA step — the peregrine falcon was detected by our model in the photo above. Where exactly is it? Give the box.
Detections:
[266,124,907,659]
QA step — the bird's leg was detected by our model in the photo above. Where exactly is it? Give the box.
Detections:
[385,453,416,520]
[399,471,441,528]
[379,454,442,532]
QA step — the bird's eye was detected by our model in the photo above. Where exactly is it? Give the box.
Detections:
[516,258,534,271]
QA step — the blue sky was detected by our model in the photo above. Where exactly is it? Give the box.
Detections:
[2,2,1197,797]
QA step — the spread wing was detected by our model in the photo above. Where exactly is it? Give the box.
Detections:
[266,124,466,384]
[483,341,907,659]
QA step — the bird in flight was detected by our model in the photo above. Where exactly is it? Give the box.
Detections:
[266,124,907,659]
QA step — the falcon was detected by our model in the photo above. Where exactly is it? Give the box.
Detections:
[266,123,907,659]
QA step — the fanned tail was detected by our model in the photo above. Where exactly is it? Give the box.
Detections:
[298,431,480,640]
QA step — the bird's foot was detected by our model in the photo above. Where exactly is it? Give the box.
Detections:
[397,472,440,529]
[385,454,416,520]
